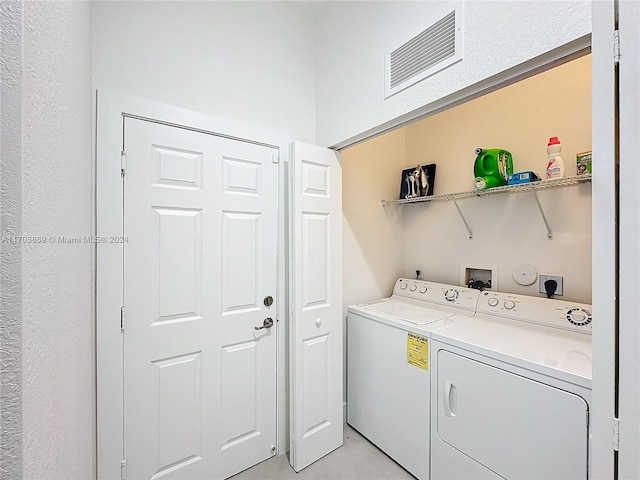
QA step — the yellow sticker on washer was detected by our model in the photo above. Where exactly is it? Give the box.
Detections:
[407,332,428,370]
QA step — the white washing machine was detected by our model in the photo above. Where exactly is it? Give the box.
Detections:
[430,290,592,480]
[347,278,481,480]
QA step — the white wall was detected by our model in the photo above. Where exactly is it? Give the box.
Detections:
[21,1,94,478]
[1,2,24,478]
[92,0,317,143]
[315,0,591,148]
[402,55,592,303]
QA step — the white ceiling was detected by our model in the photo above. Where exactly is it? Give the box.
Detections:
[282,0,332,21]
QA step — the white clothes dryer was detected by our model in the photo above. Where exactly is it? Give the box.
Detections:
[347,278,481,480]
[430,290,592,480]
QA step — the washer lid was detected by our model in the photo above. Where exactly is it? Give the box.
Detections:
[363,299,454,325]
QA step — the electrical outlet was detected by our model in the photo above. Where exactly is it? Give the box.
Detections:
[539,275,563,296]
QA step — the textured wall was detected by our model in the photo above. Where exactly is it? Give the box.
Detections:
[315,0,591,147]
[92,0,317,143]
[1,2,24,479]
[22,1,94,478]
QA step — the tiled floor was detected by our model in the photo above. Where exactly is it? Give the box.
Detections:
[231,424,415,480]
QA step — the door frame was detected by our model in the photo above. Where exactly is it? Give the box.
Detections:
[590,1,617,478]
[618,0,640,476]
[95,89,290,479]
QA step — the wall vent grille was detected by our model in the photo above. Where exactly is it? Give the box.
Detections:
[385,7,463,98]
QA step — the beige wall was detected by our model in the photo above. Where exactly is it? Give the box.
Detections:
[405,55,592,193]
[342,129,407,308]
[344,54,592,304]
[403,54,592,302]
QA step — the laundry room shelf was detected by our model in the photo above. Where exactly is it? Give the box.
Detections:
[381,174,591,240]
[381,174,591,206]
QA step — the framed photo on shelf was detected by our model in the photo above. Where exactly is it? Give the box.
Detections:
[399,164,436,200]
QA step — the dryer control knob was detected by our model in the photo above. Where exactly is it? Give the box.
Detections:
[504,300,516,310]
[567,308,592,326]
[419,286,427,294]
[488,298,499,307]
[410,284,417,292]
[444,289,459,302]
[400,283,408,290]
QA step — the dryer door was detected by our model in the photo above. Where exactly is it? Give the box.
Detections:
[436,350,588,480]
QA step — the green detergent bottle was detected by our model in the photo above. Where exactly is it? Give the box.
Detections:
[473,147,514,190]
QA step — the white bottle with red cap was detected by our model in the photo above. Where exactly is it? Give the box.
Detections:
[545,136,565,179]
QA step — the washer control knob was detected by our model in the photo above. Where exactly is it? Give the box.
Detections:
[504,300,516,310]
[409,284,417,292]
[400,282,407,290]
[566,308,592,326]
[444,289,459,302]
[419,286,427,294]
[487,298,499,307]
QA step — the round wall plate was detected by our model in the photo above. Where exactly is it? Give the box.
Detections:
[512,264,537,286]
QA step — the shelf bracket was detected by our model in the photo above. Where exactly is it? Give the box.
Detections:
[453,200,473,239]
[532,190,553,240]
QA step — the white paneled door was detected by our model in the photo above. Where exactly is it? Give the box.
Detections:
[290,141,343,471]
[123,118,278,479]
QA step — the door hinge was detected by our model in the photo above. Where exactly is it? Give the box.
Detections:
[120,458,127,480]
[614,30,621,64]
[272,151,279,164]
[613,416,620,451]
[121,151,127,175]
[120,306,126,332]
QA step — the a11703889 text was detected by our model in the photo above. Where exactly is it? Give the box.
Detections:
[0,235,128,244]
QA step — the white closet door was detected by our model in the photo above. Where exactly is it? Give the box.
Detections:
[289,141,343,471]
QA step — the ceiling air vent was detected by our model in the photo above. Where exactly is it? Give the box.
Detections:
[385,7,463,98]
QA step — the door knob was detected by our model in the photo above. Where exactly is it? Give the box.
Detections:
[255,318,274,330]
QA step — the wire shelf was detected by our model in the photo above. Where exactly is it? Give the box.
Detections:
[381,174,592,206]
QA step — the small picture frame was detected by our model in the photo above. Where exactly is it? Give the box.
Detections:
[399,164,436,200]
